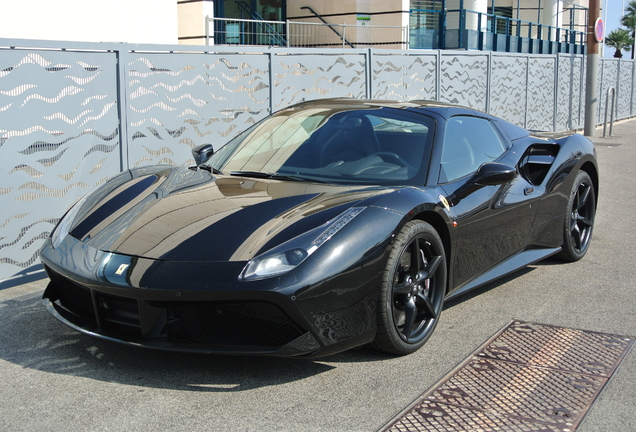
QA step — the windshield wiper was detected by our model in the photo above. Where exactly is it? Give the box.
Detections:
[229,171,325,183]
[199,165,223,175]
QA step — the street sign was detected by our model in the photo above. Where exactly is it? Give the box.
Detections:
[595,17,604,43]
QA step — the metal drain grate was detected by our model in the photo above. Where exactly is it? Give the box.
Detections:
[381,321,634,432]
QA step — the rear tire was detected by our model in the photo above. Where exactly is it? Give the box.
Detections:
[372,220,446,355]
[556,170,595,262]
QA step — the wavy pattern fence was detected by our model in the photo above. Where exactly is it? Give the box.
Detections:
[125,53,271,168]
[0,49,121,279]
[0,38,633,282]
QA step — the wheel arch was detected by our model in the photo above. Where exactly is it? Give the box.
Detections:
[411,211,452,293]
[580,161,599,206]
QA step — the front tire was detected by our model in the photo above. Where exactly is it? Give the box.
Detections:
[556,170,596,262]
[372,220,447,355]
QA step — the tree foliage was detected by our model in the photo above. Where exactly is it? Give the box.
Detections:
[621,1,636,59]
[606,29,634,58]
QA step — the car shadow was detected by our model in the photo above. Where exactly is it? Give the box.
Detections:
[1,260,561,377]
[0,294,339,392]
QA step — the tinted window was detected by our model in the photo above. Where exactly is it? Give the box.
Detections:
[440,116,507,183]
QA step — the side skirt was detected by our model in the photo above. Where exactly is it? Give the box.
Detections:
[445,247,561,301]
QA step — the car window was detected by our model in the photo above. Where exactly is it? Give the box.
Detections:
[215,107,435,186]
[367,115,429,134]
[226,108,329,172]
[440,116,507,183]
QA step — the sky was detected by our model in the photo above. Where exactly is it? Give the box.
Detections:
[603,0,630,57]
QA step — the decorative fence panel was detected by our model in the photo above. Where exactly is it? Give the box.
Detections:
[489,55,529,128]
[617,60,634,121]
[439,53,489,112]
[125,53,271,168]
[0,48,121,280]
[599,60,619,126]
[526,57,557,132]
[271,52,368,109]
[557,55,584,131]
[371,51,438,101]
[1,38,635,283]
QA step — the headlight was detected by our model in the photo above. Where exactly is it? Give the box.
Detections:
[241,206,365,281]
[50,194,90,249]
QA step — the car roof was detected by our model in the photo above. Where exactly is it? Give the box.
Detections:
[288,97,479,119]
[287,98,530,140]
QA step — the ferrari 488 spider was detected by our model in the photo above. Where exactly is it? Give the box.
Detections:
[40,99,598,357]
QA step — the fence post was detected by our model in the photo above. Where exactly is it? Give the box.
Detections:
[486,51,492,114]
[567,54,574,130]
[268,51,274,114]
[553,53,559,132]
[617,59,621,120]
[597,59,604,124]
[367,49,373,99]
[115,47,130,171]
[436,50,441,101]
[629,60,636,117]
[524,55,530,129]
[578,55,584,128]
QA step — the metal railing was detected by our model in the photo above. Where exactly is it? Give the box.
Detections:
[206,17,287,47]
[206,11,584,53]
[205,17,409,50]
[409,7,586,53]
[452,9,586,53]
[289,21,408,49]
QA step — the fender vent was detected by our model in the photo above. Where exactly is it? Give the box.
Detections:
[520,144,559,186]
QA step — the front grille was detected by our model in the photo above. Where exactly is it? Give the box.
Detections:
[97,293,142,336]
[44,267,304,350]
[45,268,96,324]
[44,267,142,336]
[166,301,303,348]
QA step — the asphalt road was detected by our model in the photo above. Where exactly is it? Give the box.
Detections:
[2,120,635,432]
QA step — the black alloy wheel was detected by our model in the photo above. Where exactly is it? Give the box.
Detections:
[372,220,446,355]
[557,170,596,262]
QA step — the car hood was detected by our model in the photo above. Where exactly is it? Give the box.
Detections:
[68,165,396,262]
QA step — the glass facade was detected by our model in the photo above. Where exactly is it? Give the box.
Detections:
[213,0,286,46]
[215,0,285,21]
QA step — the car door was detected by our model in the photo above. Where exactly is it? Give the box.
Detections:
[438,115,539,290]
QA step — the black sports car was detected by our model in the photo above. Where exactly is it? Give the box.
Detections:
[39,99,598,357]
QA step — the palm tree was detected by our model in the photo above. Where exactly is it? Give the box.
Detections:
[606,29,634,58]
[623,1,636,59]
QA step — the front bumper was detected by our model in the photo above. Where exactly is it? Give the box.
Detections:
[39,235,378,357]
[42,278,321,356]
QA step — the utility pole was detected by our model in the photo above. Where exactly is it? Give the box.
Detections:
[585,0,601,137]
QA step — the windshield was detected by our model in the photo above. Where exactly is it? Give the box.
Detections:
[208,106,435,186]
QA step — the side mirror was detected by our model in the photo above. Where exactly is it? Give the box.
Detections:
[449,162,516,205]
[192,144,214,167]
[471,162,516,186]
